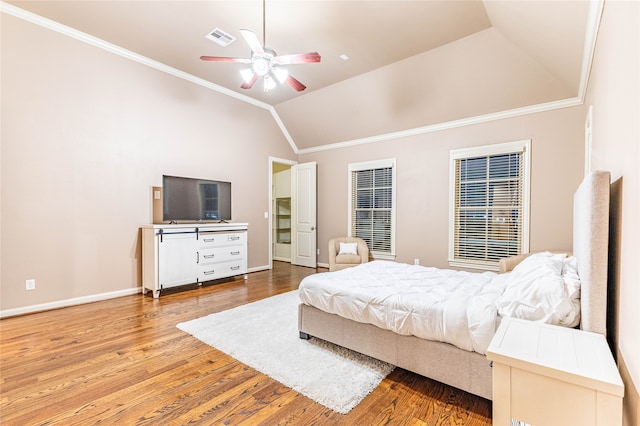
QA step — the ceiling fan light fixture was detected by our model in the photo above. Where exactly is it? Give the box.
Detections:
[253,58,270,76]
[240,68,255,84]
[263,74,276,91]
[273,67,288,84]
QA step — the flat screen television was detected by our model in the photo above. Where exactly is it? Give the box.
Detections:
[162,175,231,223]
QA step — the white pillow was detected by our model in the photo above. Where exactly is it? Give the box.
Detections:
[512,251,566,276]
[560,255,581,327]
[338,242,358,255]
[496,252,578,325]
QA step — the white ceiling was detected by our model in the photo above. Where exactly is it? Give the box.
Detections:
[5,0,596,150]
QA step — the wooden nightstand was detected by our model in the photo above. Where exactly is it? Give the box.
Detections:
[487,317,624,426]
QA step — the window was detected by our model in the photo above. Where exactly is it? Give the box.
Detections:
[348,159,396,259]
[449,140,530,270]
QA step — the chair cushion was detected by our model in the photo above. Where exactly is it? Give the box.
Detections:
[335,253,362,264]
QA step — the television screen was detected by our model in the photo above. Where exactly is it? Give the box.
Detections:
[162,175,231,222]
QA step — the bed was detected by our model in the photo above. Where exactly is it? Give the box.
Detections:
[297,170,611,400]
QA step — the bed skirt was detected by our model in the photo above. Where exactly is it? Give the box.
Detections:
[298,303,493,400]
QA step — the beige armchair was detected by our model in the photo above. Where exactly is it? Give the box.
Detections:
[328,237,369,272]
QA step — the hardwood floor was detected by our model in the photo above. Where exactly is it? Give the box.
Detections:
[0,262,491,425]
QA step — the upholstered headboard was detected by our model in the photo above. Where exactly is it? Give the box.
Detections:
[497,171,611,335]
[574,170,610,335]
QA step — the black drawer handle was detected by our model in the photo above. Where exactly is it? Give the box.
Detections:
[230,266,241,271]
[229,236,240,241]
[203,238,215,243]
[203,270,215,275]
[203,254,215,259]
[230,251,240,256]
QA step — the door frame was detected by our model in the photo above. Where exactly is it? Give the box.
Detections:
[268,157,297,269]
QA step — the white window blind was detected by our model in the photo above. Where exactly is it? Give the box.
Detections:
[449,141,530,270]
[348,159,396,258]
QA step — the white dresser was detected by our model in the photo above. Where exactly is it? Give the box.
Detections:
[142,223,248,298]
[487,317,624,426]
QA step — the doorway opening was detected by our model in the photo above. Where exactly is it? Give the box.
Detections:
[272,160,293,264]
[269,157,317,269]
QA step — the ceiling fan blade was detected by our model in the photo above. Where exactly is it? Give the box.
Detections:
[286,74,307,92]
[240,73,259,90]
[200,56,252,63]
[274,52,321,65]
[239,29,265,56]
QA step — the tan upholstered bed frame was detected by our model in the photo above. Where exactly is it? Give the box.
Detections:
[298,171,611,400]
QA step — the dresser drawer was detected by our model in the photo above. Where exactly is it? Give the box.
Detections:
[199,260,244,282]
[199,232,244,248]
[198,246,244,265]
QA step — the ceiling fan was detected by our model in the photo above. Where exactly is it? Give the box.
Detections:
[200,1,321,92]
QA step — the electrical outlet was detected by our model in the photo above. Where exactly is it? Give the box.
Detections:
[414,258,419,265]
[25,279,35,291]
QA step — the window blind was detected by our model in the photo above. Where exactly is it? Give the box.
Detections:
[450,141,529,269]
[350,164,394,255]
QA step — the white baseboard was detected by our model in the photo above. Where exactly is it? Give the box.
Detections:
[256,261,328,270]
[247,265,271,273]
[0,287,141,319]
[1,264,317,318]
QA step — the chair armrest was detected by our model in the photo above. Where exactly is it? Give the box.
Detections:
[498,253,531,273]
[328,240,338,271]
[499,251,572,273]
[357,240,369,263]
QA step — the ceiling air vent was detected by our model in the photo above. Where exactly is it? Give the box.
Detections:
[205,28,236,47]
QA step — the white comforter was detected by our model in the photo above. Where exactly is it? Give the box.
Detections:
[299,260,508,354]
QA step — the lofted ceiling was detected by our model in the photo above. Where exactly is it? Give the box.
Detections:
[4,0,597,151]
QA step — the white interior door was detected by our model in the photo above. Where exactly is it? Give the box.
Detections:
[291,162,317,267]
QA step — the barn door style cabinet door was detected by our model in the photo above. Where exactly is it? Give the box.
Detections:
[142,223,248,298]
[158,232,198,288]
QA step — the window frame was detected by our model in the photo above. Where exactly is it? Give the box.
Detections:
[348,158,396,260]
[448,140,531,271]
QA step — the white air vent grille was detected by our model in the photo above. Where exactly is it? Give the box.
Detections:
[205,28,236,47]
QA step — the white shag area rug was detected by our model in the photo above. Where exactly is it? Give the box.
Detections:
[176,290,394,414]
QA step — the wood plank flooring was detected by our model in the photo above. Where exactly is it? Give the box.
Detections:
[0,261,492,425]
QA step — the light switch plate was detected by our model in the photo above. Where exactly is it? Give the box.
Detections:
[26,279,35,290]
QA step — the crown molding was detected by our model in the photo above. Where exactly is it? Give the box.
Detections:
[2,0,603,157]
[1,1,301,152]
[578,0,605,102]
[296,97,583,154]
[268,108,300,154]
[1,2,273,109]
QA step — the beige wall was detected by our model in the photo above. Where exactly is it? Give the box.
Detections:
[584,1,640,424]
[301,106,586,268]
[1,15,296,312]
